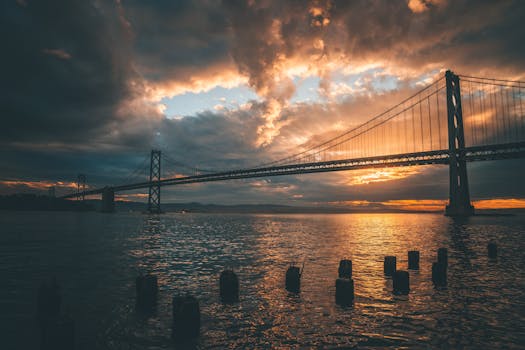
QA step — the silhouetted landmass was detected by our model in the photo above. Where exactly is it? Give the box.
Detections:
[112,201,386,213]
[1,195,522,214]
[0,194,94,211]
[113,201,523,214]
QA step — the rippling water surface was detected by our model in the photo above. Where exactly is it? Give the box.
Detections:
[1,211,524,349]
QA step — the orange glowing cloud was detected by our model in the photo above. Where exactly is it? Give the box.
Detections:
[346,167,421,185]
[407,0,446,13]
[115,193,149,202]
[0,180,78,191]
[139,64,246,103]
[326,200,374,207]
[473,198,525,209]
[382,199,447,211]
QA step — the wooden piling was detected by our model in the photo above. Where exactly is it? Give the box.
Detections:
[408,251,420,270]
[432,262,447,287]
[437,248,448,267]
[384,256,396,276]
[338,259,352,278]
[487,242,497,259]
[285,265,301,293]
[172,295,200,340]
[220,270,239,303]
[393,270,410,295]
[335,278,354,306]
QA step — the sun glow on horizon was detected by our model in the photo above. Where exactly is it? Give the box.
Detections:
[345,167,421,185]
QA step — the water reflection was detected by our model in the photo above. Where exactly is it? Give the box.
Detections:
[1,212,523,349]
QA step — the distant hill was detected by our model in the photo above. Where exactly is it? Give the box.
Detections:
[2,195,522,214]
[0,194,94,211]
[114,200,432,214]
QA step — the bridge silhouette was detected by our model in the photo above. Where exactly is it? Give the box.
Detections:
[62,71,525,216]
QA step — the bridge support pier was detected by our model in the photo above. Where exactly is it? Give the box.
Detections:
[101,187,115,213]
[445,70,474,217]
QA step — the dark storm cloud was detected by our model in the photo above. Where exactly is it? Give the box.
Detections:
[123,0,232,82]
[0,0,139,145]
[316,0,525,74]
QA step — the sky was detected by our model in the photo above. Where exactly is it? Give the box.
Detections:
[1,0,525,211]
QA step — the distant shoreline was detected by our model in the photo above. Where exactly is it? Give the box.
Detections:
[0,195,522,215]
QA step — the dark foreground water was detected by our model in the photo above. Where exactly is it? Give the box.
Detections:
[0,211,524,349]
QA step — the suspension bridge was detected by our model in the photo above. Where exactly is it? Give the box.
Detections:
[62,71,525,216]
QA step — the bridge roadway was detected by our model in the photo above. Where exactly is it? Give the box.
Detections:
[62,141,525,199]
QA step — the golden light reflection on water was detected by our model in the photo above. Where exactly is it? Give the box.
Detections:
[2,211,522,348]
[122,212,525,348]
[248,213,450,344]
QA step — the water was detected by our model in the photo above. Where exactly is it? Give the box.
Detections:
[0,211,524,349]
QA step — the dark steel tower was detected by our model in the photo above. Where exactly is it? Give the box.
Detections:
[148,150,162,214]
[445,70,474,216]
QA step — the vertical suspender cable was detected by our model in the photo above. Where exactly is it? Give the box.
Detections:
[427,96,433,150]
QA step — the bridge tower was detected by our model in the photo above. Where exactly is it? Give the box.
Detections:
[77,174,86,201]
[101,186,115,213]
[445,70,475,216]
[147,149,162,214]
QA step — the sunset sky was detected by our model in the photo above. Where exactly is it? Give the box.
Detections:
[1,0,525,210]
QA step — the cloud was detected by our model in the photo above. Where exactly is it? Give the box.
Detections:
[0,179,77,193]
[0,0,137,146]
[42,48,72,60]
[407,0,446,14]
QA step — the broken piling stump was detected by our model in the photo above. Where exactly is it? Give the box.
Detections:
[384,256,396,276]
[285,265,301,293]
[220,269,239,303]
[136,274,158,311]
[393,270,410,295]
[335,278,354,306]
[432,262,447,287]
[408,251,420,270]
[172,295,200,341]
[338,259,352,278]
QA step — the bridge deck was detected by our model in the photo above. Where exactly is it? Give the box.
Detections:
[62,142,525,198]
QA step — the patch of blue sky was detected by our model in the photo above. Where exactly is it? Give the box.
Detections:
[162,85,260,118]
[161,67,430,118]
[331,67,400,92]
[288,68,396,104]
[410,69,442,88]
[291,75,321,104]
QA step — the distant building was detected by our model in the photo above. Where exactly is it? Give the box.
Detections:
[48,186,56,198]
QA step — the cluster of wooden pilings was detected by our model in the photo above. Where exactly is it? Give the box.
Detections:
[36,241,499,346]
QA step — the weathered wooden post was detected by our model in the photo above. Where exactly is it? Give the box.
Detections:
[437,248,448,266]
[335,278,354,306]
[136,274,158,311]
[408,251,420,270]
[36,278,75,350]
[487,242,497,259]
[285,265,301,293]
[432,262,447,287]
[338,259,352,278]
[220,270,239,303]
[172,295,200,340]
[393,270,410,295]
[384,256,396,276]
